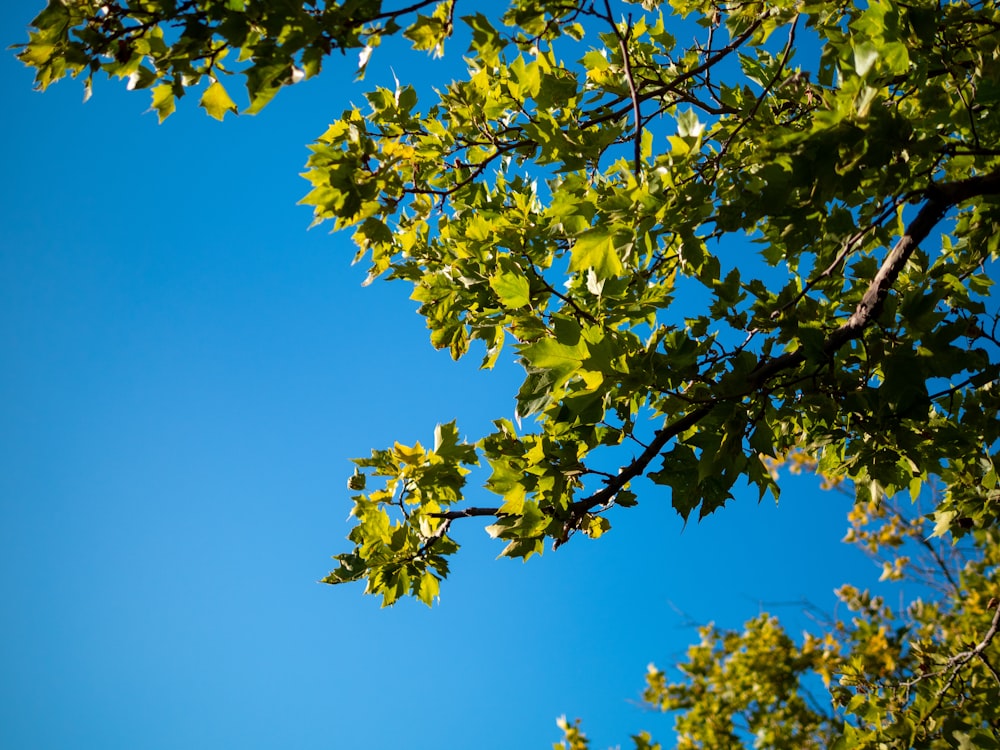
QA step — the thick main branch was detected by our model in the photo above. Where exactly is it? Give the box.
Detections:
[432,169,1000,537]
[749,168,1000,386]
[573,170,1000,522]
[575,169,1000,514]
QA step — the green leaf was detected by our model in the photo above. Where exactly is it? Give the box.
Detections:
[520,336,589,387]
[881,41,909,75]
[584,515,611,538]
[489,270,531,308]
[150,83,175,122]
[463,13,504,65]
[853,42,879,78]
[416,571,440,606]
[200,81,238,121]
[569,229,624,280]
[677,109,704,138]
[403,14,447,56]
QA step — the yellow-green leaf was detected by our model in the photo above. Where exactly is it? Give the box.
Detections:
[416,571,439,606]
[489,271,531,308]
[200,81,238,121]
[569,229,624,280]
[150,83,175,122]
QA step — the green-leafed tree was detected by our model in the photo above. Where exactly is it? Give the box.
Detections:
[18,0,1000,746]
[554,461,1000,749]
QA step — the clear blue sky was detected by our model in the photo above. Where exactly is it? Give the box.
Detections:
[1,5,885,748]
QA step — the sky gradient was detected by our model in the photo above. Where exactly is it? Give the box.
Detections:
[1,6,887,748]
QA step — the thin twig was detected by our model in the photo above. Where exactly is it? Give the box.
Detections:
[978,649,1000,688]
[574,169,1000,519]
[579,15,767,132]
[771,197,905,321]
[602,0,642,176]
[920,602,1000,722]
[415,517,452,557]
[522,253,599,324]
[428,506,508,520]
[719,16,799,156]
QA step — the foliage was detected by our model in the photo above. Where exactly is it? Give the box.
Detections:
[18,0,1000,746]
[555,470,1000,749]
[15,0,436,119]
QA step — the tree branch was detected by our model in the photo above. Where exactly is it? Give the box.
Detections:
[749,168,1000,387]
[770,196,902,322]
[579,15,766,132]
[601,0,642,177]
[573,168,1000,518]
[718,17,798,157]
[424,169,1000,537]
[920,600,1000,723]
[429,506,509,520]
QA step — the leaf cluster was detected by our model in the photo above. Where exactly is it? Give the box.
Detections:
[294,0,1000,597]
[24,0,1000,606]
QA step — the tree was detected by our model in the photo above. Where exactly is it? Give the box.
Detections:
[18,0,1000,746]
[551,460,1000,749]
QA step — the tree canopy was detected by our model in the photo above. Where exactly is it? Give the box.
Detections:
[586,465,1000,750]
[18,0,1000,746]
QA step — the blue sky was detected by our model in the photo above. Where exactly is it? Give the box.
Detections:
[0,5,887,748]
